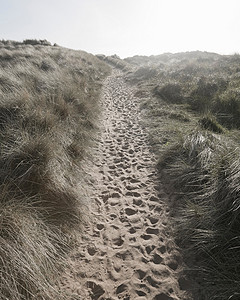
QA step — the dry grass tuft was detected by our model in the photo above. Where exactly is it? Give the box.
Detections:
[97,54,131,71]
[199,114,225,133]
[0,39,110,299]
[0,192,68,300]
[158,131,240,299]
[125,51,240,298]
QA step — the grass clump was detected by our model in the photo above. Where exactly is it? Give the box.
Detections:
[0,193,67,300]
[214,86,240,128]
[125,66,158,84]
[126,51,240,129]
[97,54,131,71]
[124,51,240,298]
[199,114,225,133]
[0,40,110,299]
[154,82,183,104]
[158,131,240,299]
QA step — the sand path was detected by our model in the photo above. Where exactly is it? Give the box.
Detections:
[59,70,190,300]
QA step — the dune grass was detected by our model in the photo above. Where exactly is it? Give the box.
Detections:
[124,51,240,299]
[97,54,131,71]
[158,131,240,299]
[0,39,110,299]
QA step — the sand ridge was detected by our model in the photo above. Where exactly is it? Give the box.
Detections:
[59,70,191,299]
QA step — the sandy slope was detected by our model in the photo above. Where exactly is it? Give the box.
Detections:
[59,70,192,299]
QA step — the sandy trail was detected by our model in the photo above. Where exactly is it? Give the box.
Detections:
[59,70,190,300]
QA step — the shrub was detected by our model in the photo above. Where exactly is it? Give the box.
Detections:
[188,78,218,112]
[214,87,240,128]
[97,54,131,71]
[191,78,218,99]
[154,83,183,103]
[127,66,157,83]
[23,39,52,46]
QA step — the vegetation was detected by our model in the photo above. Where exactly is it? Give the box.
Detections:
[124,51,240,299]
[127,52,240,129]
[97,54,131,71]
[0,39,110,299]
[198,114,225,133]
[158,131,240,299]
[2,39,240,299]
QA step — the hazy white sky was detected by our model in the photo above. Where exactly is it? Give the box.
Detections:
[1,0,240,58]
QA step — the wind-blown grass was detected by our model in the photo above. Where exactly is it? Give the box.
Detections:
[0,39,110,299]
[158,131,240,299]
[124,51,240,298]
[97,54,131,71]
[126,51,240,129]
[0,193,68,300]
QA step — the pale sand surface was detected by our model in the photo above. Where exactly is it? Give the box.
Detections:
[58,70,192,299]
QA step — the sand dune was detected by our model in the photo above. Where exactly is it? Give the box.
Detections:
[58,70,191,299]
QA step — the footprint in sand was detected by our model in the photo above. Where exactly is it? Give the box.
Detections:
[125,207,138,216]
[57,70,192,300]
[85,281,105,300]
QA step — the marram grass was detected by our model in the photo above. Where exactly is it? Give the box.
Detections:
[0,39,110,299]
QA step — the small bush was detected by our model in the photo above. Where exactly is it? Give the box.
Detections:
[188,78,218,112]
[154,83,183,103]
[214,87,240,128]
[23,39,52,46]
[98,54,131,71]
[191,78,218,99]
[127,66,157,83]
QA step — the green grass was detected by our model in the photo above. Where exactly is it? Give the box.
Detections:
[0,39,110,299]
